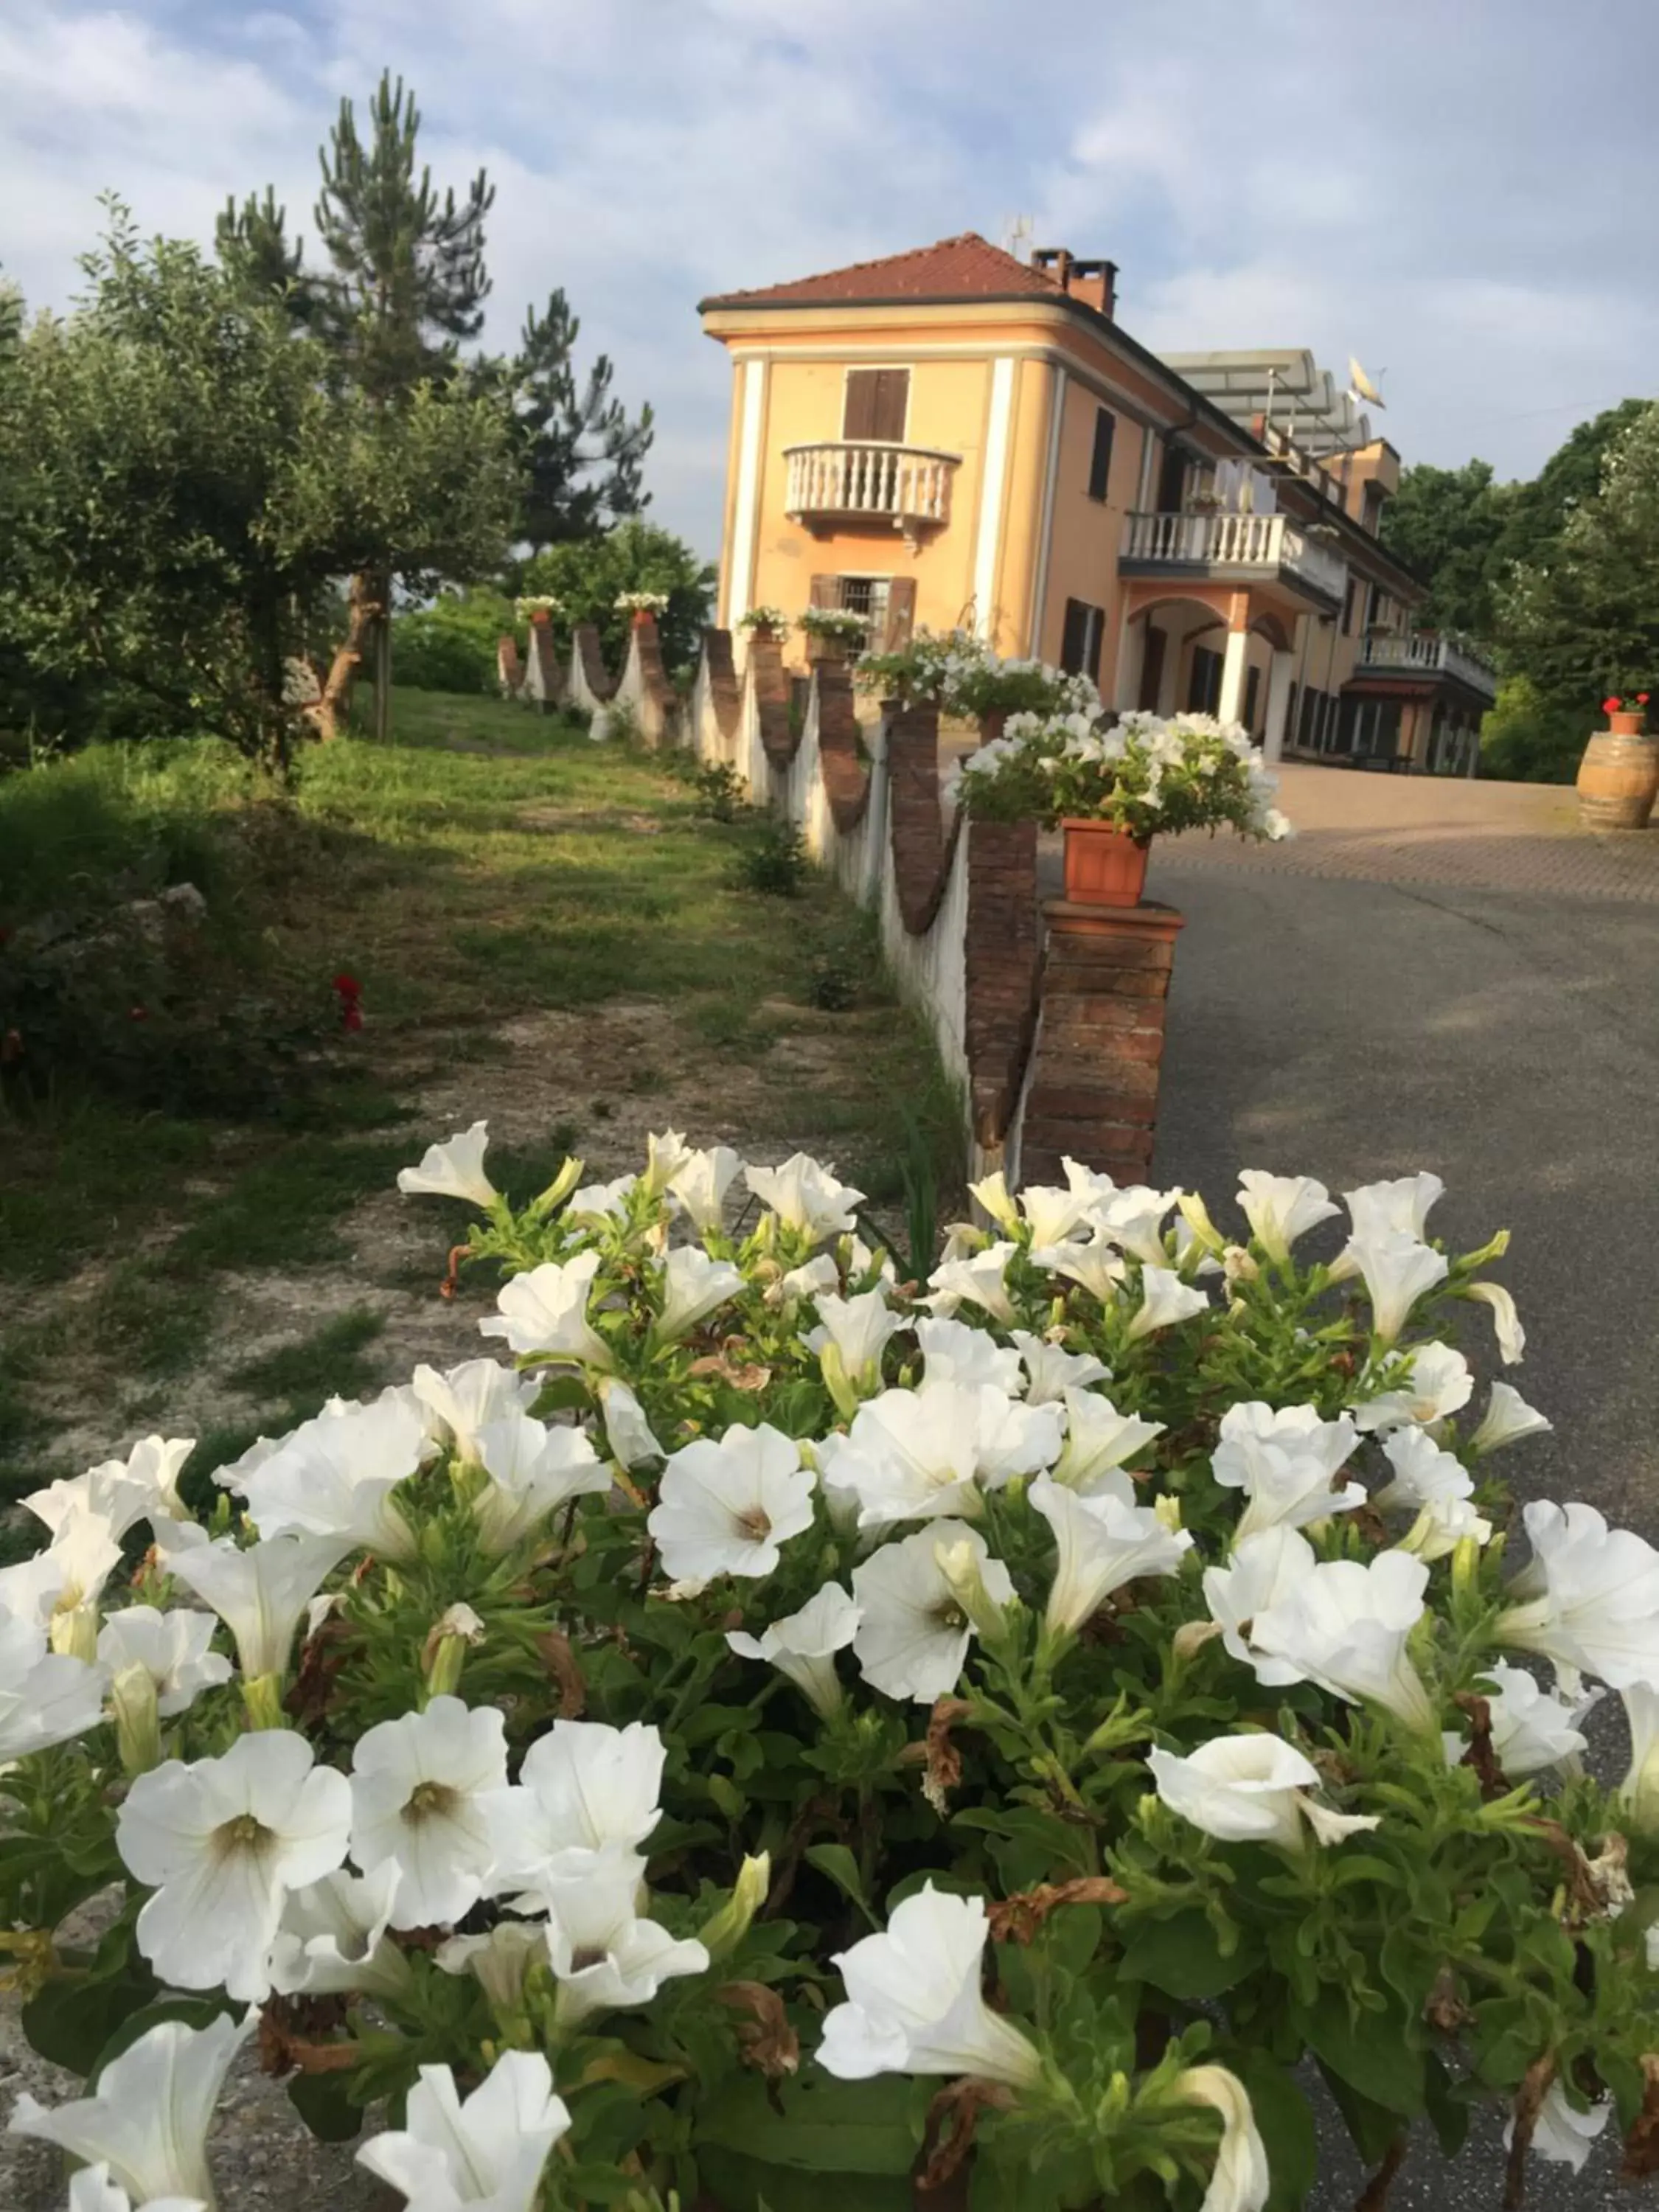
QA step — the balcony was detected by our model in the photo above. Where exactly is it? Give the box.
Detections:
[1357,633,1498,703]
[784,440,959,545]
[1120,509,1348,608]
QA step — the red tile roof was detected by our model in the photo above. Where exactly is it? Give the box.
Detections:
[701,232,1064,310]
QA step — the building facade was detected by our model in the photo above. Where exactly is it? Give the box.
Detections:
[699,236,1494,773]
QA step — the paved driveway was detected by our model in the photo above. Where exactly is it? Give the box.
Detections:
[1126,776,1659,2210]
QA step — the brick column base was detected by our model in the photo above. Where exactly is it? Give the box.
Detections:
[1018,899,1185,1187]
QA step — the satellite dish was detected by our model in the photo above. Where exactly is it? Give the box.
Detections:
[1348,357,1386,408]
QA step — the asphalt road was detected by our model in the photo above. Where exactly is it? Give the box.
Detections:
[1144,852,1659,2211]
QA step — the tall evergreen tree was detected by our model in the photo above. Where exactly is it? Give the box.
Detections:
[505,291,654,550]
[215,187,316,322]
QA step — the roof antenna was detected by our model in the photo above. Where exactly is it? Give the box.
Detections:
[1004,213,1034,260]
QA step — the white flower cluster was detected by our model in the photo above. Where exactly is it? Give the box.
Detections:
[6,1121,1649,2207]
[614,590,669,613]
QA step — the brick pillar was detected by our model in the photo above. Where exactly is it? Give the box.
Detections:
[1018,900,1185,1188]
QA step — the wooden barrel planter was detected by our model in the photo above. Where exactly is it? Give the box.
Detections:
[1576,724,1659,830]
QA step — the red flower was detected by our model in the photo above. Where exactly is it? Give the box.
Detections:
[1604,696,1623,713]
[341,1001,364,1033]
[1641,693,1652,706]
[332,972,362,998]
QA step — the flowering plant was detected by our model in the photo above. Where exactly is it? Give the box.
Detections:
[856,625,1101,720]
[8,1129,1659,2210]
[796,606,869,644]
[1604,693,1651,714]
[736,605,787,633]
[614,591,669,616]
[952,707,1294,844]
[515,596,561,618]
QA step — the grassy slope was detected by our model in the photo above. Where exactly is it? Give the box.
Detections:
[0,691,960,1500]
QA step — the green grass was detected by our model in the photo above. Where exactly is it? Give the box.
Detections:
[0,689,963,1488]
[226,1306,387,1409]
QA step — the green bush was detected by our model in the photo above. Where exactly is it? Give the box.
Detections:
[733,815,807,897]
[391,590,522,696]
[518,518,715,676]
[1478,675,1585,784]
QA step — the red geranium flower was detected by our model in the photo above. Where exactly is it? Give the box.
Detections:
[1640,693,1651,706]
[1604,696,1623,713]
[333,972,362,998]
[341,1001,364,1033]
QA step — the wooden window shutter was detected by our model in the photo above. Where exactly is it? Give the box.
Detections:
[882,577,917,650]
[808,574,838,610]
[843,368,908,442]
[1088,407,1116,501]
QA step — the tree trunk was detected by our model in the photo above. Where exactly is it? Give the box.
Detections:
[308,571,380,742]
[373,572,392,742]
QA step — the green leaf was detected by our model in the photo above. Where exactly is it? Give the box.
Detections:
[288,2067,364,2144]
[1233,2051,1318,2212]
[695,2070,922,2177]
[1302,1987,1423,2115]
[1318,2062,1407,2168]
[1118,1912,1257,2001]
[698,2149,913,2212]
[804,1844,875,1923]
[21,1919,159,2077]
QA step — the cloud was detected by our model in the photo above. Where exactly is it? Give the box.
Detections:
[1,0,1655,552]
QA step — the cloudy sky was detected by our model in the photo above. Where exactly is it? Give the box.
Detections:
[2,0,1654,554]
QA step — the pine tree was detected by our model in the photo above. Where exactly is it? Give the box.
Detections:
[505,291,654,550]
[215,188,316,323]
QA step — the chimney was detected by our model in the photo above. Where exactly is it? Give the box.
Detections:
[1030,247,1116,321]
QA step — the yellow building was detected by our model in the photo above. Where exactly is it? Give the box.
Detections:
[699,235,1494,773]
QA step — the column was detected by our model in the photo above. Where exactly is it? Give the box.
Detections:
[1261,647,1295,765]
[1217,625,1251,725]
[1113,610,1142,713]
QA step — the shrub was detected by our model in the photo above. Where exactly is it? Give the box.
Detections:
[391,589,522,696]
[5,1131,1654,2211]
[690,762,748,824]
[734,815,807,896]
[857,627,1101,720]
[518,519,716,677]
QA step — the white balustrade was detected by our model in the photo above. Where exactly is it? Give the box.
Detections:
[785,442,957,528]
[1121,509,1348,605]
[1359,633,1498,700]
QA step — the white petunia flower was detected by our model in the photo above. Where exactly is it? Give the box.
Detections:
[1010,1330,1108,1404]
[0,1604,109,1762]
[850,1523,1015,1703]
[4,1503,125,1655]
[1018,1183,1092,1248]
[667,1144,745,1232]
[1251,1551,1437,1732]
[807,1289,905,1388]
[1062,1155,1117,1209]
[648,1425,814,1580]
[966,1169,1020,1235]
[727,1582,862,1715]
[773,1252,841,1307]
[159,1528,350,1680]
[914,1317,1023,1393]
[25,1464,153,1545]
[437,1919,546,2011]
[1351,1341,1473,1433]
[926,1242,1020,1326]
[1236,1171,1340,1264]
[1502,2081,1611,2175]
[349,1696,509,1928]
[97,1606,232,1717]
[1447,1663,1590,1780]
[117,1731,352,2001]
[357,2051,571,2212]
[268,1861,413,2000]
[480,1252,613,1368]
[566,1172,637,1225]
[1203,1526,1318,1677]
[745,1153,864,1239]
[1211,1403,1363,1541]
[597,1377,665,1470]
[396,1120,498,1208]
[240,1394,426,1560]
[1621,1684,1659,1834]
[1375,1427,1474,1516]
[642,1127,693,1196]
[1465,1279,1526,1363]
[473,1415,611,1554]
[1175,2065,1272,2212]
[67,2164,204,2212]
[411,1357,538,1460]
[1498,1500,1659,1689]
[1031,1231,1127,1304]
[818,1885,1042,2086]
[10,2013,249,2205]
[1330,1174,1445,1277]
[1030,1474,1192,1634]
[1052,1389,1165,1493]
[1148,1733,1380,1853]
[487,1719,666,1909]
[653,1245,745,1340]
[1096,1186,1182,1266]
[539,1848,709,2026]
[1126,1266,1209,1341]
[1349,1232,1449,1346]
[825,1382,1060,1531]
[1470,1381,1552,1456]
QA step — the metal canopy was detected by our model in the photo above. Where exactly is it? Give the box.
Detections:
[1159,348,1374,459]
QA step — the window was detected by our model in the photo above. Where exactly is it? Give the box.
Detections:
[1341,579,1357,636]
[829,575,891,642]
[1087,406,1116,501]
[1243,665,1262,733]
[1364,581,1381,632]
[1060,597,1105,682]
[1187,645,1223,715]
[842,368,909,442]
[1156,441,1187,512]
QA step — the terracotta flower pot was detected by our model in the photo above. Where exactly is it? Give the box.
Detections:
[1062,819,1151,905]
[1608,710,1646,736]
[1577,730,1659,830]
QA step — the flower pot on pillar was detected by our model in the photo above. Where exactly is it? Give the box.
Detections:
[1061,819,1150,906]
